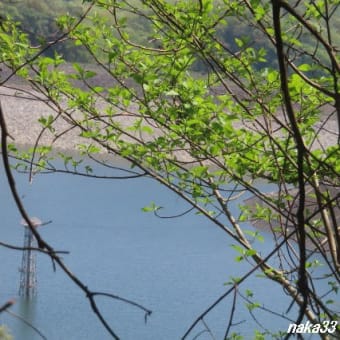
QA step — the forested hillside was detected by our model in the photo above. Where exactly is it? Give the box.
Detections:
[1,0,87,60]
[0,0,276,67]
[2,0,339,71]
[1,0,157,62]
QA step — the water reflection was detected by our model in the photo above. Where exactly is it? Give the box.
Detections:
[4,297,47,340]
[17,298,37,331]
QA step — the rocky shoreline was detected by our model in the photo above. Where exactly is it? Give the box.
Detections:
[0,79,338,154]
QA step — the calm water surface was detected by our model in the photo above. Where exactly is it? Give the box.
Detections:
[0,162,325,339]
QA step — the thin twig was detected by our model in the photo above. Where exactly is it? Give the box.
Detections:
[5,309,47,340]
[0,300,14,314]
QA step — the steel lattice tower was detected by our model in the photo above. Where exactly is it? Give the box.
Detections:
[18,217,41,298]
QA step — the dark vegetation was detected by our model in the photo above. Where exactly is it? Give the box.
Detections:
[2,0,339,73]
[1,0,88,61]
[3,0,339,75]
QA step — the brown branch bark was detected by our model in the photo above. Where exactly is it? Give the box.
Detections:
[272,0,308,326]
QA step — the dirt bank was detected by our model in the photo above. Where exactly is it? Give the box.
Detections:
[0,80,338,154]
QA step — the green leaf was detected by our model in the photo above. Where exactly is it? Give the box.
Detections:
[298,64,311,72]
[231,244,244,254]
[245,249,257,257]
[141,125,154,134]
[246,302,261,311]
[142,201,160,212]
[165,89,179,96]
[245,289,253,298]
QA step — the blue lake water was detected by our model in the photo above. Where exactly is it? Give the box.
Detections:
[0,161,329,339]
